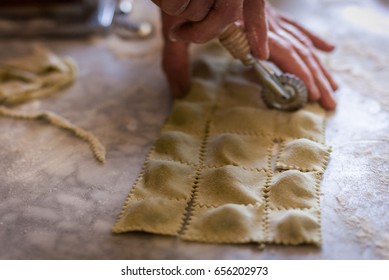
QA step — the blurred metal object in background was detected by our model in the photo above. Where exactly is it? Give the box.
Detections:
[118,0,134,14]
[0,0,153,39]
[114,0,153,39]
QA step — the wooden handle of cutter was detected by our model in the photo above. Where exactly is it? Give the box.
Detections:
[219,23,254,65]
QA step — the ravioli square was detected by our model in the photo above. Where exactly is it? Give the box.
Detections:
[205,133,271,169]
[277,138,330,172]
[273,107,324,142]
[209,107,276,136]
[162,101,212,134]
[267,208,321,245]
[131,160,196,201]
[268,170,319,210]
[150,131,202,165]
[184,78,217,103]
[217,77,264,109]
[112,197,187,236]
[182,203,265,243]
[113,45,330,246]
[196,166,267,206]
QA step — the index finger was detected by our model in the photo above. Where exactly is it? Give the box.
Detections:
[243,0,269,60]
[279,14,335,52]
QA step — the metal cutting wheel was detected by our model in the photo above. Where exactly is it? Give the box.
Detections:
[262,73,308,111]
[219,23,308,111]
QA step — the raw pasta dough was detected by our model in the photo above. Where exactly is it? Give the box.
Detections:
[113,45,331,245]
[0,45,105,163]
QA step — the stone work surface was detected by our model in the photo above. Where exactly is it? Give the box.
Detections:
[0,0,388,259]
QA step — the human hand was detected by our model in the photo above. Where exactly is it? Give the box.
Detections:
[266,7,338,110]
[155,0,268,98]
[157,1,338,110]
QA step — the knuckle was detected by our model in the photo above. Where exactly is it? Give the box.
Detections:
[277,36,294,50]
[162,1,190,16]
[180,11,207,22]
[298,48,313,60]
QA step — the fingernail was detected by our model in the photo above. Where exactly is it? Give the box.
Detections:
[322,94,337,110]
[326,100,337,110]
[168,24,182,42]
[257,45,270,60]
[168,30,178,42]
[331,80,339,91]
[325,42,336,52]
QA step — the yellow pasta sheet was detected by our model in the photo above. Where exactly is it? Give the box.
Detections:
[113,46,331,246]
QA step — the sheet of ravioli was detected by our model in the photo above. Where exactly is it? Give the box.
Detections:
[113,44,331,246]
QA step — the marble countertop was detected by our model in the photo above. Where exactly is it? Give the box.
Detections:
[1,0,388,259]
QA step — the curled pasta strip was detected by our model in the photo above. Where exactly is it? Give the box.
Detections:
[0,46,106,163]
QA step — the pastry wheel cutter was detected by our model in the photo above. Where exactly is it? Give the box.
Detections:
[219,23,308,111]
